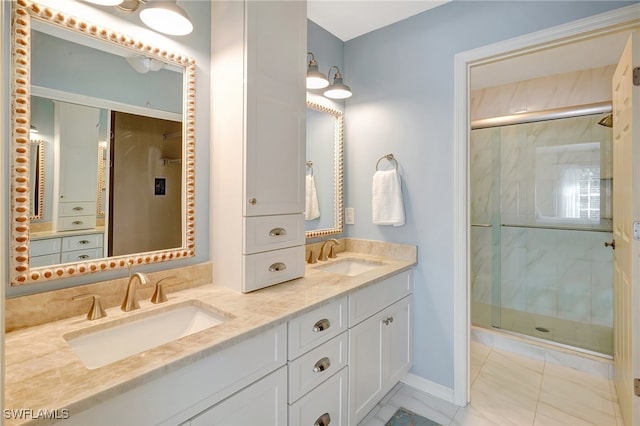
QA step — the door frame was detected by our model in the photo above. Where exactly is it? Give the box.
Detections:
[452,4,640,406]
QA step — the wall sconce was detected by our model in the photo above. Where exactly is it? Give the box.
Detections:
[306,52,329,89]
[84,0,193,36]
[324,66,352,99]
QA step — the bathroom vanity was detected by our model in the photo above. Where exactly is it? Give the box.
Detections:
[4,243,416,426]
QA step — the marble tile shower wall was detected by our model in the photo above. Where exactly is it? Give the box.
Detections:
[470,65,615,333]
[471,65,616,119]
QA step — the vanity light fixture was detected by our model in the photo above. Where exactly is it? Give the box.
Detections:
[324,66,352,99]
[306,52,329,89]
[84,0,193,36]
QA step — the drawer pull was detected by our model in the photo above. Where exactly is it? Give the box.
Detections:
[268,227,287,237]
[72,220,83,225]
[78,240,90,245]
[383,316,394,325]
[78,255,90,260]
[72,206,84,211]
[312,318,330,332]
[268,262,286,272]
[314,413,331,426]
[248,197,257,205]
[312,357,331,373]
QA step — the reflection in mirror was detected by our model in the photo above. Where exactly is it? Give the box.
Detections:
[9,1,196,285]
[29,141,45,220]
[305,99,344,239]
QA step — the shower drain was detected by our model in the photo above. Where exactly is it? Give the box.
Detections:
[535,327,550,333]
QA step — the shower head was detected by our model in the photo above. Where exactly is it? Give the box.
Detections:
[598,113,613,128]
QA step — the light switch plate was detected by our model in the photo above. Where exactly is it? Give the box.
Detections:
[345,207,354,225]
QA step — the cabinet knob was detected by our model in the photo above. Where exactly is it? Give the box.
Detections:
[268,262,286,272]
[312,318,330,332]
[268,227,287,237]
[383,316,394,325]
[312,357,331,373]
[248,197,257,205]
[314,413,331,426]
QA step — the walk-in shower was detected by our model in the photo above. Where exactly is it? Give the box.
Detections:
[470,104,614,356]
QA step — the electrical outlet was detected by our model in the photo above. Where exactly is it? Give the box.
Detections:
[345,207,355,224]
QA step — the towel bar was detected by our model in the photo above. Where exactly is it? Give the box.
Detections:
[376,153,398,171]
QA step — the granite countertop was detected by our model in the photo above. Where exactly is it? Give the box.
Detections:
[4,248,416,425]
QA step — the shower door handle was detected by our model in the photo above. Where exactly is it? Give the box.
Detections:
[605,239,615,250]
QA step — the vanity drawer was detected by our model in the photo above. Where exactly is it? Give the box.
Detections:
[62,233,104,251]
[58,201,97,217]
[349,270,412,327]
[30,253,61,268]
[243,214,305,254]
[288,366,348,426]
[243,245,304,293]
[61,248,103,263]
[288,331,348,403]
[57,215,97,232]
[288,296,347,359]
[30,237,62,256]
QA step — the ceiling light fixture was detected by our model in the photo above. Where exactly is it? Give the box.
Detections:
[324,66,352,99]
[126,56,165,73]
[84,0,193,36]
[306,52,329,89]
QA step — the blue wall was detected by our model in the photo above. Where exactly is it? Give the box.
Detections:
[341,1,636,388]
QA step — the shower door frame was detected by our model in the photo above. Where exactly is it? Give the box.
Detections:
[451,4,640,407]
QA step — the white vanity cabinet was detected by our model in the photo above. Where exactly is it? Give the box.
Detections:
[287,297,349,426]
[348,271,414,425]
[30,232,104,268]
[64,324,287,426]
[210,0,307,293]
[54,101,100,232]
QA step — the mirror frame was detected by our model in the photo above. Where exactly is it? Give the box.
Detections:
[305,99,344,239]
[9,0,196,285]
[29,140,45,221]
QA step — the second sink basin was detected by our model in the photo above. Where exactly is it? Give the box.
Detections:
[314,257,386,276]
[64,300,230,369]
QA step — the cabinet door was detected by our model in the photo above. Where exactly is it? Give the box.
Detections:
[349,295,413,425]
[349,312,384,425]
[384,296,413,387]
[244,0,306,217]
[55,101,99,203]
[190,366,287,426]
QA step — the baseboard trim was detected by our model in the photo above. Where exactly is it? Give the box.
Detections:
[401,373,456,404]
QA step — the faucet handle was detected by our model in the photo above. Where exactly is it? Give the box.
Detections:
[306,249,317,264]
[328,245,337,259]
[151,276,176,304]
[73,293,107,320]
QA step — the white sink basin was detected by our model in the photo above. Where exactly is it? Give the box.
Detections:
[64,301,230,369]
[314,258,385,276]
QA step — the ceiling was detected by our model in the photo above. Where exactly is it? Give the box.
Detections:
[307,0,449,42]
[307,1,633,90]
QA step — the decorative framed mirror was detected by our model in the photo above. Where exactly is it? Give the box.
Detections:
[305,99,344,239]
[9,0,196,285]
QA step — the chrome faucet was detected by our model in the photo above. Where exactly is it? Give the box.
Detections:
[319,238,339,261]
[121,272,150,312]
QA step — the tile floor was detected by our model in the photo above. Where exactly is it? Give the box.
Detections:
[361,341,623,426]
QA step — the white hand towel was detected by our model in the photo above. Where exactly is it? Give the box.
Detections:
[305,174,320,220]
[372,169,405,226]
